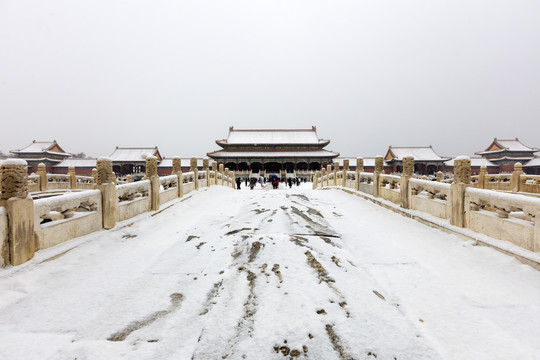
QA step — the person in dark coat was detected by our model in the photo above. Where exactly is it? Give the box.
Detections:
[236,177,241,190]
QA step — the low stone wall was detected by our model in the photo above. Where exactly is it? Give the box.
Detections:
[34,190,103,250]
[0,158,235,267]
[315,156,540,254]
[117,181,151,222]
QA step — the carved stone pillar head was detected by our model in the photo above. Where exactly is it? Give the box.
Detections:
[333,162,339,171]
[375,156,384,173]
[172,157,182,173]
[514,162,523,173]
[219,164,224,173]
[225,168,230,176]
[203,158,209,171]
[327,164,332,173]
[436,171,443,182]
[38,163,46,172]
[190,158,197,172]
[0,159,28,200]
[68,166,76,174]
[453,156,471,184]
[356,157,364,172]
[97,158,114,185]
[403,156,414,176]
[321,168,326,176]
[212,162,218,172]
[146,156,158,178]
[479,165,487,174]
[343,160,349,172]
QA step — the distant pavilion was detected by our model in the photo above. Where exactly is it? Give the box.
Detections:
[207,127,339,177]
[475,138,539,172]
[384,146,449,175]
[10,140,71,174]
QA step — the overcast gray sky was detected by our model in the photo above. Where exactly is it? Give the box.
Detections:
[1,0,539,159]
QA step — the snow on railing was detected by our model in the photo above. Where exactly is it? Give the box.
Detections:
[34,190,102,249]
[410,178,450,201]
[160,175,178,191]
[117,180,150,203]
[465,188,540,251]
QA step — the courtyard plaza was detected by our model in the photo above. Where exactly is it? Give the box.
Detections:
[0,183,539,359]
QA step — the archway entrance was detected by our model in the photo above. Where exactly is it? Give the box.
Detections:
[251,162,262,173]
[265,162,281,173]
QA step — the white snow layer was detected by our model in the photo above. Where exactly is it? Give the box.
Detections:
[0,184,539,360]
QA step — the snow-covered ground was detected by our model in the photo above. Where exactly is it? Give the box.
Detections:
[1,183,540,360]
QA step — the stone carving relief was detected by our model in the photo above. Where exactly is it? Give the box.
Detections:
[0,164,28,199]
[454,159,471,184]
[403,156,414,176]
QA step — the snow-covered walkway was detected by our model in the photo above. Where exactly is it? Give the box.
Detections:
[1,184,540,360]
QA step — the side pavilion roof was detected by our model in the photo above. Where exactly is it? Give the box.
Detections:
[108,147,163,162]
[476,138,539,155]
[11,140,71,157]
[385,146,449,162]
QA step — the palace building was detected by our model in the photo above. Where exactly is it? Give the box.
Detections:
[475,138,539,172]
[384,145,449,175]
[10,140,71,174]
[207,127,339,178]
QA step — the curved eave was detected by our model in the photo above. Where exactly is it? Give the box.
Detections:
[216,140,330,148]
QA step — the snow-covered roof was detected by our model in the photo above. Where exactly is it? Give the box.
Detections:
[208,149,339,158]
[219,127,327,145]
[524,158,540,167]
[158,158,211,168]
[476,138,538,155]
[108,147,161,162]
[444,157,497,167]
[385,146,447,162]
[11,140,70,156]
[53,158,97,168]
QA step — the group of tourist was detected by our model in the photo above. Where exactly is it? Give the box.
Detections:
[234,176,305,190]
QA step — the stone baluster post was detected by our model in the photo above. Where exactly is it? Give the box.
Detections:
[212,162,217,186]
[320,168,325,188]
[478,165,487,189]
[373,156,384,198]
[511,163,523,192]
[355,157,363,191]
[68,166,77,189]
[91,168,97,186]
[37,163,48,191]
[450,156,471,228]
[400,156,414,209]
[126,175,132,183]
[342,160,349,188]
[230,171,236,189]
[203,158,210,187]
[172,157,183,197]
[436,171,443,182]
[96,158,117,230]
[192,158,199,191]
[326,164,332,187]
[219,164,224,186]
[146,156,160,211]
[224,168,230,188]
[333,162,339,186]
[312,171,320,190]
[0,159,34,266]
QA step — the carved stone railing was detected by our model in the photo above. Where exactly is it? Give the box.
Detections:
[28,174,40,192]
[33,190,102,250]
[409,178,451,220]
[379,174,401,205]
[116,180,151,222]
[313,156,540,255]
[465,188,540,251]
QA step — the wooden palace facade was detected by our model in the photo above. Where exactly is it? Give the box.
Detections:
[207,127,339,176]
